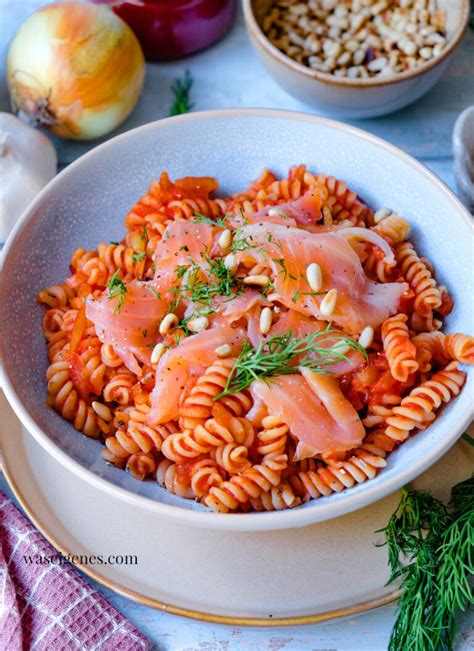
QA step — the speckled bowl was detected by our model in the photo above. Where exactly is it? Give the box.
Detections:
[1,109,473,531]
[244,0,470,119]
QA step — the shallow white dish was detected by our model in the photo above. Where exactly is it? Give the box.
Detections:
[1,109,473,531]
[2,392,473,623]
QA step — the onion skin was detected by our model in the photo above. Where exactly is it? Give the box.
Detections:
[7,3,145,141]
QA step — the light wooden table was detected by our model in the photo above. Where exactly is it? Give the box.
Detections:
[1,2,473,649]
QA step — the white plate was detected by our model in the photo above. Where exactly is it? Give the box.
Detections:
[1,392,472,625]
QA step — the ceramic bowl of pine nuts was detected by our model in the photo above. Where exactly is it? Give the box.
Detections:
[243,0,469,118]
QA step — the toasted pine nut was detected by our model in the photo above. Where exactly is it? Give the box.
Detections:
[215,344,232,358]
[333,342,351,356]
[159,313,179,336]
[358,326,374,349]
[218,229,232,249]
[259,307,273,335]
[92,401,112,422]
[268,207,290,220]
[150,342,166,365]
[320,288,338,317]
[267,292,282,302]
[306,263,323,292]
[187,316,209,333]
[374,207,392,223]
[224,253,238,274]
[243,274,270,287]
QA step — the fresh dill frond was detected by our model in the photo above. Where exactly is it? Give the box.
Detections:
[380,478,474,651]
[272,257,297,281]
[231,228,258,251]
[141,226,149,245]
[107,269,128,314]
[170,70,194,116]
[193,213,228,229]
[169,257,244,310]
[215,326,367,398]
[132,251,146,263]
[146,286,162,300]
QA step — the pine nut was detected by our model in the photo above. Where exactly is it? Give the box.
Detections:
[367,56,388,72]
[400,39,417,56]
[333,342,351,356]
[224,253,238,274]
[243,275,270,287]
[187,316,209,333]
[419,46,433,59]
[358,326,374,349]
[159,313,179,336]
[374,207,392,223]
[150,342,166,365]
[259,307,273,335]
[268,207,290,220]
[306,263,323,292]
[215,344,232,358]
[92,401,112,422]
[353,48,366,65]
[218,229,232,249]
[320,289,338,317]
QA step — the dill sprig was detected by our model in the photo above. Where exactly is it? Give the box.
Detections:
[107,268,127,314]
[380,477,474,651]
[215,326,367,398]
[193,213,228,229]
[132,251,145,263]
[231,228,258,251]
[170,257,244,310]
[170,71,194,116]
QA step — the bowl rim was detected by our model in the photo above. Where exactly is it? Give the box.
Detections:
[1,108,473,532]
[243,0,470,88]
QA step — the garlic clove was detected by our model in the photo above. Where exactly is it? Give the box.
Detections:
[0,112,56,243]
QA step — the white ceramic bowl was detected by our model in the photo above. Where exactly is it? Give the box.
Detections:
[244,0,470,119]
[1,109,473,531]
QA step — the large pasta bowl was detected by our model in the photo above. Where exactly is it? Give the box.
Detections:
[1,109,473,531]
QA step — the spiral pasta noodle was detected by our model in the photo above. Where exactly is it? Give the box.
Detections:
[396,242,442,317]
[179,358,238,429]
[315,173,370,226]
[46,360,106,439]
[444,334,474,365]
[156,459,194,498]
[371,212,410,245]
[161,413,250,463]
[97,242,145,280]
[382,313,419,382]
[250,482,301,511]
[289,448,387,501]
[203,454,289,513]
[384,364,466,444]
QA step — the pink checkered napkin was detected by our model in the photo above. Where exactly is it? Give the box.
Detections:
[0,491,152,650]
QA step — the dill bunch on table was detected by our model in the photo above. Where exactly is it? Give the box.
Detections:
[380,471,473,651]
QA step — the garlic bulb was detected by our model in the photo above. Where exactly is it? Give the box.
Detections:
[7,2,145,141]
[0,113,57,243]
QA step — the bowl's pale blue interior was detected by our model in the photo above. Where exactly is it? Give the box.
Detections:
[1,110,473,514]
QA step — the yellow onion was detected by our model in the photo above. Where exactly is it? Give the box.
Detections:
[7,2,145,141]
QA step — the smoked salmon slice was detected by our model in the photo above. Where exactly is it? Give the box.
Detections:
[148,327,245,424]
[250,372,365,459]
[236,223,407,333]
